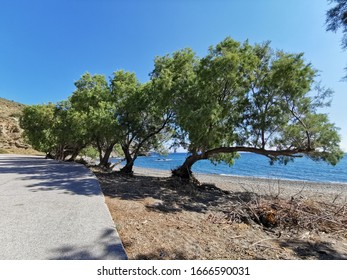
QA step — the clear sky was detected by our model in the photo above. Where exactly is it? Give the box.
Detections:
[0,0,346,151]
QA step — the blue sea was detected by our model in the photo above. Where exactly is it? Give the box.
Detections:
[112,152,347,184]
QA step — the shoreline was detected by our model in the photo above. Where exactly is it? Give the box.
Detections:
[128,165,347,187]
[128,166,347,204]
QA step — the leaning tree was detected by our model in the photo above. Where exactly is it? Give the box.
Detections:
[153,37,344,180]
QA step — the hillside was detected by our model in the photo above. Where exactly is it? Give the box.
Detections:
[0,97,38,154]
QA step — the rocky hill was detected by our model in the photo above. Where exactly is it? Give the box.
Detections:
[0,97,38,154]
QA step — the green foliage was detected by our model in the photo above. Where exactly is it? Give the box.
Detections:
[20,101,87,160]
[113,144,124,157]
[20,103,56,153]
[326,0,347,78]
[150,48,199,151]
[111,70,173,172]
[209,152,240,167]
[156,37,343,172]
[69,72,117,164]
[80,146,99,159]
[326,0,347,49]
[19,36,343,175]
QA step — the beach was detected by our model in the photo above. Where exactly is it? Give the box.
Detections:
[96,166,347,260]
[131,166,347,204]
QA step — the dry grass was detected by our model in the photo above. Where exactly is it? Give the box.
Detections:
[93,168,347,260]
[223,193,347,237]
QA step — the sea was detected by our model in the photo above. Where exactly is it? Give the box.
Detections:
[112,152,347,184]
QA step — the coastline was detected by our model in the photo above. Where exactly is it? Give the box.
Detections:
[129,166,347,204]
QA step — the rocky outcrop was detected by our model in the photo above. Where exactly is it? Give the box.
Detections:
[0,98,34,153]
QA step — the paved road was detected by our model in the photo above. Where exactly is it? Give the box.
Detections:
[0,155,127,260]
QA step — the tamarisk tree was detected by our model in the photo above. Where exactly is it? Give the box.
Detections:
[154,37,344,180]
[20,101,87,160]
[326,0,347,78]
[111,70,173,174]
[69,72,117,167]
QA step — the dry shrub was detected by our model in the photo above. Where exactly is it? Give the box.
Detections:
[223,193,347,236]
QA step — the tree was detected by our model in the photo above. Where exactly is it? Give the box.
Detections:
[20,101,87,160]
[111,70,173,174]
[150,48,199,151]
[326,0,347,78]
[157,37,344,180]
[20,103,56,156]
[69,72,118,167]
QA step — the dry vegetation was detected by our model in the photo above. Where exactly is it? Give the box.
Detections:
[93,167,347,260]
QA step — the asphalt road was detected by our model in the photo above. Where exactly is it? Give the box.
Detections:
[0,154,127,260]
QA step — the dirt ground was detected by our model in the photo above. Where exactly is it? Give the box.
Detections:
[93,168,347,260]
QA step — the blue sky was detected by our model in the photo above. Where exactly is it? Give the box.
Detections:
[0,0,346,151]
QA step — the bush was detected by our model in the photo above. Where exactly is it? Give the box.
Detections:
[80,146,99,159]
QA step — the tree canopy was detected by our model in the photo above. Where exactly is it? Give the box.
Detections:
[20,101,88,160]
[151,37,344,179]
[20,36,343,180]
[69,72,117,166]
[109,70,173,173]
[326,0,347,78]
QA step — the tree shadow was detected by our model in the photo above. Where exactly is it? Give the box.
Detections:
[0,156,101,196]
[276,239,347,260]
[49,228,128,260]
[95,171,245,214]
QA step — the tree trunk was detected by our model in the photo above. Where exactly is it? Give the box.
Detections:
[120,160,134,174]
[120,145,136,174]
[55,145,65,161]
[68,143,87,162]
[99,142,115,168]
[45,152,54,159]
[96,139,103,163]
[171,154,202,180]
[67,149,79,162]
[171,145,310,181]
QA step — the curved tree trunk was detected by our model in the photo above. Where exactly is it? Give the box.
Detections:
[172,146,310,182]
[171,154,202,180]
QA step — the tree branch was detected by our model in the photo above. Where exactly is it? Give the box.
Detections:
[204,146,314,160]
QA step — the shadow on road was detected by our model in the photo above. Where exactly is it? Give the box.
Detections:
[0,156,100,196]
[49,228,128,260]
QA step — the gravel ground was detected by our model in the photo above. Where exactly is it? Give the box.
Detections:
[96,166,347,260]
[133,166,347,204]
